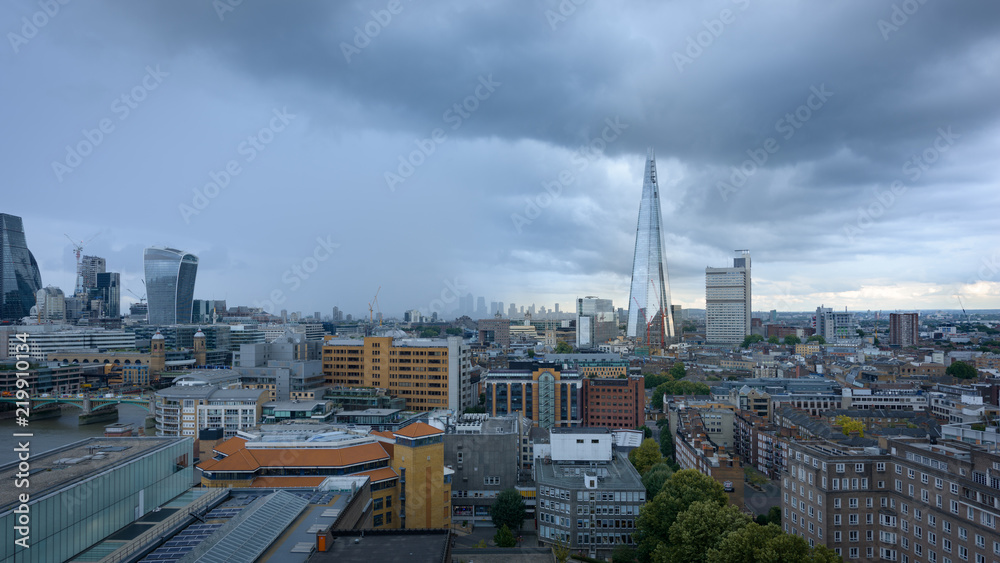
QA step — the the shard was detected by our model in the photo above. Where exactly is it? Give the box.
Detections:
[626,150,675,347]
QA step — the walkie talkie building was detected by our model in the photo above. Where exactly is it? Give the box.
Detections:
[144,246,198,325]
[626,151,675,347]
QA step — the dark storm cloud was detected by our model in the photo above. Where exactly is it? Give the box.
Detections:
[4,0,1000,313]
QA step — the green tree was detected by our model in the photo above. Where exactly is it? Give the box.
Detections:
[554,341,574,354]
[494,524,516,547]
[613,545,639,563]
[640,425,653,439]
[767,336,780,344]
[654,501,751,563]
[420,327,440,338]
[783,335,802,345]
[835,415,865,437]
[653,380,712,409]
[445,327,463,336]
[856,328,865,337]
[807,335,826,344]
[655,418,669,428]
[741,334,764,348]
[636,469,728,561]
[629,438,663,475]
[489,488,526,531]
[767,505,781,525]
[947,360,978,380]
[669,362,687,379]
[526,349,535,358]
[706,523,840,563]
[641,462,674,499]
[479,392,486,405]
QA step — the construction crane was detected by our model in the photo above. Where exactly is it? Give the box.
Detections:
[957,295,972,329]
[127,289,146,303]
[65,233,99,295]
[368,286,382,327]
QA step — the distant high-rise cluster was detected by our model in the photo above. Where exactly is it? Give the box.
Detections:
[706,251,752,345]
[576,296,616,348]
[144,246,198,325]
[0,213,43,321]
[627,150,675,347]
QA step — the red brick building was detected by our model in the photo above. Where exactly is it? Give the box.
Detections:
[580,375,644,429]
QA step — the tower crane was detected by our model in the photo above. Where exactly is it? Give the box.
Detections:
[65,233,99,295]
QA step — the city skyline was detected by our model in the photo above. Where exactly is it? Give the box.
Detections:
[4,2,1000,317]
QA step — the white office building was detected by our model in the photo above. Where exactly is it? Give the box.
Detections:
[705,251,751,345]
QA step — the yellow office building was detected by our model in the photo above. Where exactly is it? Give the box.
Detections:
[322,336,472,412]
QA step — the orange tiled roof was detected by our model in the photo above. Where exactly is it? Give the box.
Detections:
[199,441,390,472]
[393,422,443,439]
[213,437,247,456]
[371,430,396,440]
[249,476,327,488]
[355,467,398,483]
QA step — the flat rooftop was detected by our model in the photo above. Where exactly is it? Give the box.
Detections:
[0,436,189,513]
[307,530,450,563]
[535,454,643,491]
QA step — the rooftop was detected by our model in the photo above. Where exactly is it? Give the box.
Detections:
[394,422,444,439]
[0,437,189,513]
[307,529,451,563]
[536,453,643,491]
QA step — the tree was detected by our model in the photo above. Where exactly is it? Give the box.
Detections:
[653,380,712,409]
[479,392,486,406]
[636,469,728,561]
[554,341,574,354]
[613,545,639,563]
[835,415,865,437]
[489,488,526,531]
[807,335,826,344]
[629,438,663,475]
[947,360,978,380]
[445,327,463,336]
[655,418,669,428]
[640,425,653,439]
[641,462,674,499]
[706,523,840,563]
[669,362,687,379]
[526,349,535,358]
[766,505,781,525]
[741,334,764,348]
[654,501,751,563]
[783,335,802,345]
[494,524,516,547]
[856,328,865,337]
[767,336,780,344]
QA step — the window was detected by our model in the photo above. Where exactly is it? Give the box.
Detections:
[835,531,842,542]
[849,514,859,525]
[856,463,864,473]
[935,477,943,489]
[850,498,859,509]
[835,498,842,509]
[373,514,384,526]
[877,462,886,472]
[849,547,859,559]
[958,528,967,540]
[850,531,859,542]
[834,514,841,525]
[836,463,846,473]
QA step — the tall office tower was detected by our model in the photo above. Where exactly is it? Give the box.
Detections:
[79,255,106,293]
[35,286,66,321]
[0,213,42,321]
[476,296,487,319]
[576,296,617,348]
[95,272,121,318]
[508,303,517,318]
[705,250,752,345]
[671,304,683,334]
[143,247,198,325]
[814,305,854,341]
[627,151,675,347]
[554,303,559,314]
[889,312,919,347]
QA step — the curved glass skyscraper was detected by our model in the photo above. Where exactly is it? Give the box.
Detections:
[626,151,675,347]
[0,213,43,322]
[144,247,198,325]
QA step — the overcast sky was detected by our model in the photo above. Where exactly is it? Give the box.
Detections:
[3,0,1000,318]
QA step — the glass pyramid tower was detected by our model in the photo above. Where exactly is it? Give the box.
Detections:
[626,150,675,346]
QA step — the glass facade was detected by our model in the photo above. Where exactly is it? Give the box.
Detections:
[626,152,675,346]
[144,247,198,325]
[0,213,43,321]
[0,438,193,563]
